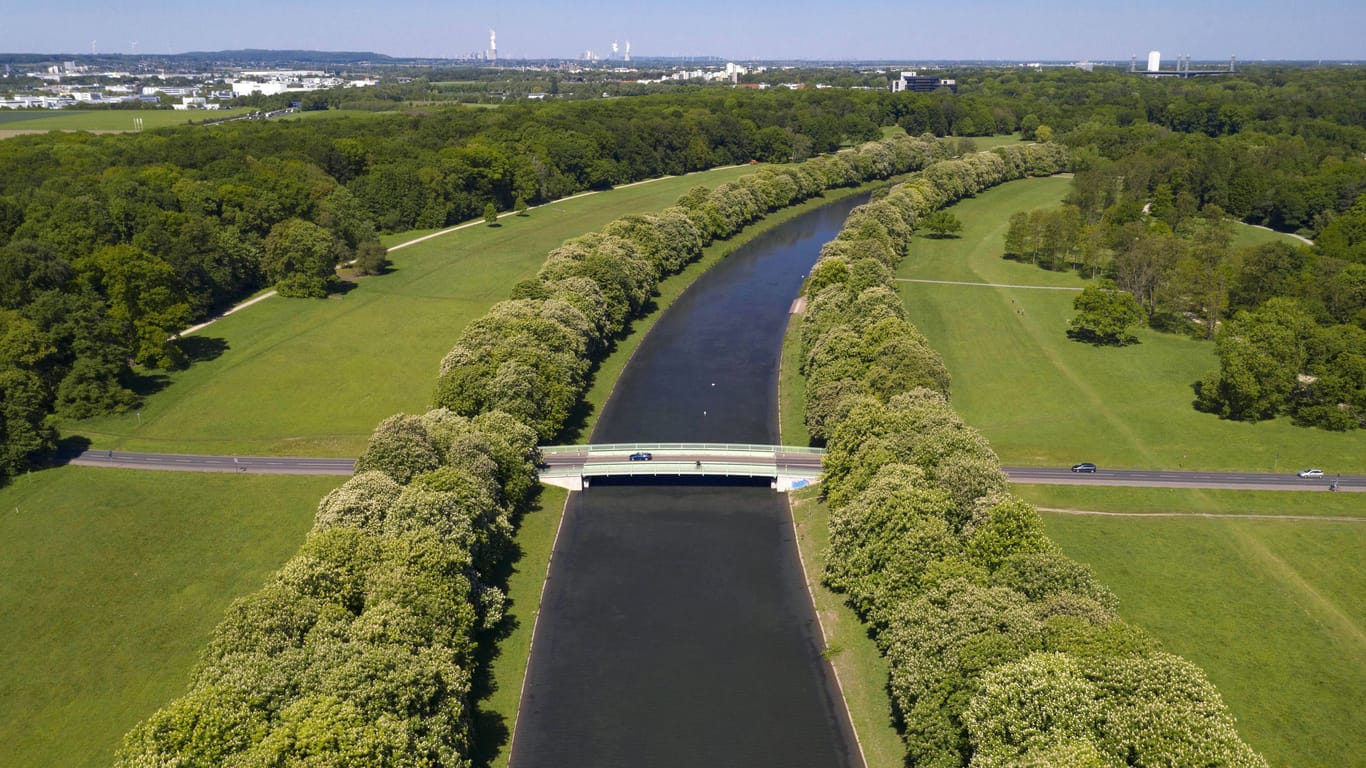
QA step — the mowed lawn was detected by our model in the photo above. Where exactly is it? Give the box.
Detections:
[897,175,1365,473]
[1042,509,1366,767]
[66,164,764,457]
[1013,483,1366,519]
[0,467,342,768]
[0,108,256,133]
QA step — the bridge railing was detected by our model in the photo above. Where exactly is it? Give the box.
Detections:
[539,442,826,455]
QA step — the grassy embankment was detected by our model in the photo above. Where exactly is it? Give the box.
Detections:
[0,469,343,768]
[777,174,1365,767]
[6,163,765,768]
[64,163,763,458]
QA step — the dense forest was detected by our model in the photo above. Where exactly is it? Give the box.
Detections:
[3,66,1365,478]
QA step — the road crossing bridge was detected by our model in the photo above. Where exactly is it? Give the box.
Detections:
[537,442,826,492]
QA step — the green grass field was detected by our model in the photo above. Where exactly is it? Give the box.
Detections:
[0,467,341,768]
[896,176,1365,473]
[1042,511,1366,767]
[0,108,255,133]
[64,164,764,457]
[1013,483,1365,518]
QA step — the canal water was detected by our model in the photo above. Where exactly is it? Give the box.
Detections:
[511,196,867,768]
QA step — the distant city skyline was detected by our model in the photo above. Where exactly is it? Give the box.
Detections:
[5,0,1364,62]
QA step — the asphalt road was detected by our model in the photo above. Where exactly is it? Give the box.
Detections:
[67,449,1362,491]
[1003,466,1363,492]
[69,449,355,475]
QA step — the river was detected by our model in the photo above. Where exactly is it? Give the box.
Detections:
[511,196,868,768]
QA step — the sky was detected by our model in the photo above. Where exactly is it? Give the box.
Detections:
[4,0,1364,61]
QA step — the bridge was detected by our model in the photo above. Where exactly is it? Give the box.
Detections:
[537,443,826,492]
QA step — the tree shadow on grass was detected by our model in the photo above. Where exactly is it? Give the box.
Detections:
[123,369,171,399]
[1065,328,1138,347]
[49,434,93,468]
[469,610,517,768]
[179,335,229,363]
[469,485,553,768]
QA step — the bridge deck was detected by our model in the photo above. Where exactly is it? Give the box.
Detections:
[538,443,826,492]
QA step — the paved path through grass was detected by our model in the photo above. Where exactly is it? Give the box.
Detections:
[178,167,743,337]
[895,278,1082,290]
[1038,506,1366,522]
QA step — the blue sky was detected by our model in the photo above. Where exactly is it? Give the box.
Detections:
[4,0,1363,61]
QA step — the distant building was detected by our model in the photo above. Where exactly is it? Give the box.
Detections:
[141,86,198,97]
[1147,50,1162,72]
[891,71,957,94]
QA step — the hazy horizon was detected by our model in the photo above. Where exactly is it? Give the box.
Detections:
[5,0,1364,62]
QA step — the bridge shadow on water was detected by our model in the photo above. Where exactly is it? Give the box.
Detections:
[582,475,774,489]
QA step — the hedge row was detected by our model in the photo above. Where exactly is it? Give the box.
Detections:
[116,133,961,766]
[802,145,1267,767]
[116,409,539,768]
[433,132,961,442]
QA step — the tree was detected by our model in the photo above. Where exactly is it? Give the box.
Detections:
[515,196,529,217]
[1068,282,1144,345]
[0,367,55,479]
[921,210,963,238]
[82,245,193,368]
[1195,298,1316,421]
[262,219,338,298]
[484,202,499,226]
[353,240,389,276]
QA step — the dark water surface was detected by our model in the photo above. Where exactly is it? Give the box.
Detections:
[512,197,867,768]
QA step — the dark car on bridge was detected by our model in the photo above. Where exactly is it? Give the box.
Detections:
[1071,462,1098,473]
[629,452,653,461]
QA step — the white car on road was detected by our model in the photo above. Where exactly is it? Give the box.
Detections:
[1297,468,1324,478]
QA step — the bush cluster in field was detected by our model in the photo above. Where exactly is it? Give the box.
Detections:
[116,131,962,766]
[801,144,1266,766]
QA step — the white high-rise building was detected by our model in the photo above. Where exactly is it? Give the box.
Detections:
[1147,50,1161,72]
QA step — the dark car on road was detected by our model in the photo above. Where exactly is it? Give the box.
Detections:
[1071,462,1098,473]
[629,452,653,461]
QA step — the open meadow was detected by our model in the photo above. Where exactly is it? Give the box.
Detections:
[65,163,763,457]
[0,467,342,768]
[895,176,1364,473]
[1041,505,1366,767]
[0,108,255,134]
